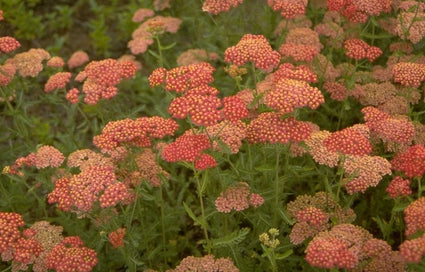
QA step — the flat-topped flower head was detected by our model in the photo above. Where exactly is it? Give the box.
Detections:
[108,228,126,248]
[44,72,72,93]
[202,0,244,14]
[266,0,308,18]
[215,182,263,213]
[393,62,425,87]
[391,144,425,178]
[222,95,249,122]
[173,254,239,272]
[305,130,340,167]
[46,56,65,68]
[67,50,89,69]
[323,126,372,156]
[0,212,25,253]
[194,153,217,170]
[328,0,391,23]
[399,234,425,263]
[161,131,211,163]
[134,148,170,187]
[0,63,16,86]
[273,63,318,83]
[224,34,280,72]
[7,48,50,77]
[33,145,65,169]
[279,43,319,62]
[176,49,219,66]
[132,8,154,22]
[246,113,312,144]
[206,120,246,154]
[0,36,21,54]
[404,197,425,236]
[344,39,383,62]
[386,176,412,199]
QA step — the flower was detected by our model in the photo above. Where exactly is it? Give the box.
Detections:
[206,120,246,154]
[404,197,425,237]
[215,182,263,213]
[44,72,72,92]
[344,39,383,62]
[342,155,392,194]
[65,88,80,104]
[99,182,131,208]
[34,145,65,169]
[395,8,425,44]
[108,228,126,248]
[399,234,425,263]
[0,36,21,54]
[224,34,280,72]
[222,95,249,122]
[392,62,425,88]
[323,81,348,101]
[202,0,244,15]
[132,8,154,22]
[273,63,318,83]
[45,236,98,272]
[327,0,391,23]
[134,148,170,187]
[305,130,340,167]
[386,176,412,199]
[391,144,425,178]
[279,43,319,62]
[161,132,211,163]
[6,48,50,77]
[11,237,43,266]
[266,0,308,18]
[246,113,312,144]
[323,126,372,156]
[176,49,219,66]
[194,153,217,170]
[46,56,65,68]
[0,63,16,86]
[173,255,239,272]
[362,238,406,272]
[67,51,89,69]
[0,212,25,253]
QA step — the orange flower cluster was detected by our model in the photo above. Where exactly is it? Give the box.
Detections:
[305,131,340,167]
[149,62,215,92]
[305,224,372,269]
[46,56,64,68]
[215,182,263,213]
[176,49,219,66]
[108,228,126,248]
[246,113,312,144]
[47,165,130,212]
[93,116,178,150]
[0,36,20,54]
[134,148,170,187]
[173,255,239,272]
[386,176,412,199]
[67,50,89,69]
[392,62,425,88]
[404,197,425,237]
[78,58,137,104]
[161,131,212,164]
[6,48,50,77]
[287,192,356,244]
[0,212,25,254]
[391,144,425,178]
[323,126,372,156]
[128,14,182,54]
[266,0,308,18]
[44,72,72,92]
[327,0,391,23]
[224,34,281,72]
[273,63,318,83]
[344,39,383,62]
[0,63,16,86]
[399,233,425,263]
[65,88,80,104]
[342,155,392,194]
[202,0,244,15]
[45,236,97,272]
[323,81,348,101]
[264,78,324,114]
[206,120,246,154]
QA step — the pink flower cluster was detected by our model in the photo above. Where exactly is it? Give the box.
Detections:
[266,0,308,19]
[215,182,264,213]
[202,0,244,15]
[386,176,412,199]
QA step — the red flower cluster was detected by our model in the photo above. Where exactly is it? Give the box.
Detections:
[391,144,425,178]
[327,0,391,23]
[161,131,214,168]
[202,0,244,14]
[399,233,425,263]
[342,155,392,194]
[392,62,425,87]
[93,116,178,150]
[224,34,281,72]
[323,126,372,156]
[149,62,215,92]
[0,212,25,253]
[45,236,97,272]
[273,63,318,83]
[344,39,383,62]
[0,36,21,54]
[44,72,72,93]
[215,182,264,213]
[108,228,126,248]
[265,78,324,114]
[79,58,137,104]
[173,254,239,272]
[222,95,249,122]
[266,0,308,19]
[246,113,312,144]
[386,176,412,199]
[47,165,130,212]
[404,197,425,237]
[305,131,340,167]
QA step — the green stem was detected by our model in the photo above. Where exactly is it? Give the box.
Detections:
[159,185,167,265]
[154,35,164,68]
[195,170,211,253]
[418,177,423,198]
[273,145,281,225]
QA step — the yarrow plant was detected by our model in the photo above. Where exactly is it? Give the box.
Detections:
[2,1,425,271]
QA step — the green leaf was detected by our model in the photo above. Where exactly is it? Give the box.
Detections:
[183,202,202,226]
[275,249,293,260]
[254,165,276,172]
[211,228,250,249]
[161,42,177,50]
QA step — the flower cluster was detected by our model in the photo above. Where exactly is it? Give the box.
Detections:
[0,212,25,254]
[344,39,383,62]
[93,116,178,150]
[404,197,425,237]
[46,56,64,68]
[77,58,137,104]
[172,254,239,272]
[47,165,130,213]
[176,49,219,66]
[134,148,170,187]
[206,120,246,154]
[395,4,425,44]
[342,155,392,194]
[67,149,115,171]
[246,113,312,144]
[361,238,406,272]
[128,12,182,54]
[259,228,280,249]
[323,81,348,101]
[266,0,308,19]
[67,50,89,69]
[44,72,72,93]
[399,233,425,263]
[215,182,264,213]
[108,228,126,248]
[287,192,356,244]
[45,236,97,272]
[327,0,391,23]
[391,144,425,178]
[224,34,280,71]
[0,63,16,86]
[6,48,50,77]
[386,176,412,199]
[202,0,244,15]
[392,62,425,88]
[323,126,372,156]
[0,36,21,54]
[305,130,340,167]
